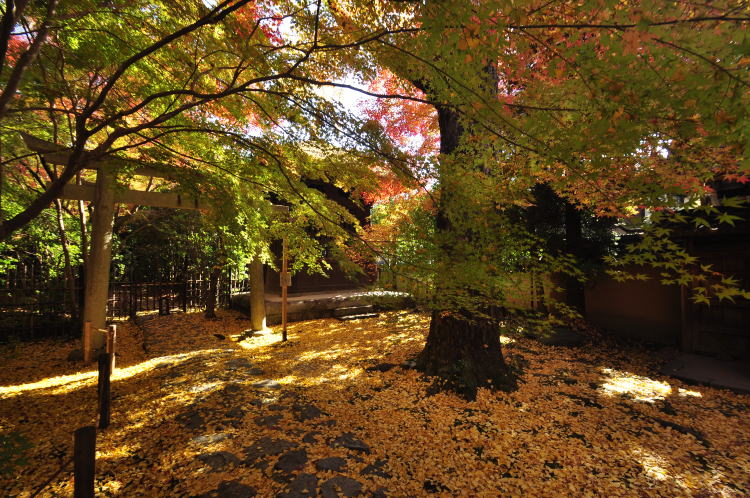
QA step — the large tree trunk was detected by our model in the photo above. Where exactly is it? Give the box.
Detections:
[417,98,513,399]
[421,310,513,398]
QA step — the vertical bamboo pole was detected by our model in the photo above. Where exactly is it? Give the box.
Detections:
[281,237,288,342]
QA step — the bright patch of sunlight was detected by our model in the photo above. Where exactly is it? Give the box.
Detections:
[98,480,124,494]
[0,371,97,398]
[237,334,279,350]
[600,367,672,403]
[0,349,228,398]
[500,336,516,345]
[288,362,365,386]
[632,448,671,481]
[678,387,702,398]
[98,444,135,461]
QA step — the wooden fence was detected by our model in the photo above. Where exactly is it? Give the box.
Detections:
[0,263,249,341]
[106,277,249,318]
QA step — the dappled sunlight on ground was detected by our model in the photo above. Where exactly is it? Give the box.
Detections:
[0,348,231,398]
[599,367,673,403]
[1,309,749,496]
[678,387,702,398]
[0,370,99,398]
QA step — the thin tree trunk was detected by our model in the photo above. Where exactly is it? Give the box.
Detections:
[77,172,88,265]
[204,266,220,319]
[54,198,78,318]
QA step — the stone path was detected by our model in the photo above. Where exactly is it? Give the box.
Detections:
[136,316,389,497]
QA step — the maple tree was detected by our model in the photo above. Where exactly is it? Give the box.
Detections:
[327,0,750,396]
[0,0,395,249]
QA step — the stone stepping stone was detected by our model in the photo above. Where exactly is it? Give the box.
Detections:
[365,363,397,372]
[222,384,243,395]
[244,437,297,464]
[255,414,283,428]
[293,404,323,421]
[302,431,322,444]
[196,480,256,497]
[225,407,244,419]
[361,459,391,478]
[162,369,183,379]
[331,433,370,453]
[278,473,318,498]
[226,358,265,376]
[253,379,281,389]
[315,457,347,472]
[274,449,308,472]
[176,410,205,430]
[196,451,240,471]
[189,382,221,394]
[320,476,363,497]
[226,358,253,369]
[191,433,232,446]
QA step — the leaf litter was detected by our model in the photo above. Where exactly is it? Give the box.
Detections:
[0,310,748,496]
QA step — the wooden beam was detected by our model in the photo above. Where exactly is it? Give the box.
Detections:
[21,133,190,180]
[60,184,289,213]
[115,189,204,210]
[60,184,204,210]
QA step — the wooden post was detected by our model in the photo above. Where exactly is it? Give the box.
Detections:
[281,237,289,342]
[128,283,136,319]
[97,352,112,429]
[159,295,169,315]
[83,166,117,352]
[249,258,266,331]
[73,426,96,498]
[83,321,92,364]
[106,324,117,371]
[182,281,188,312]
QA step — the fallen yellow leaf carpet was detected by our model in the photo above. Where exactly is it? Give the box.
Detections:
[0,310,748,496]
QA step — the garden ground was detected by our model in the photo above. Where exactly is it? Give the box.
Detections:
[1,310,748,496]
